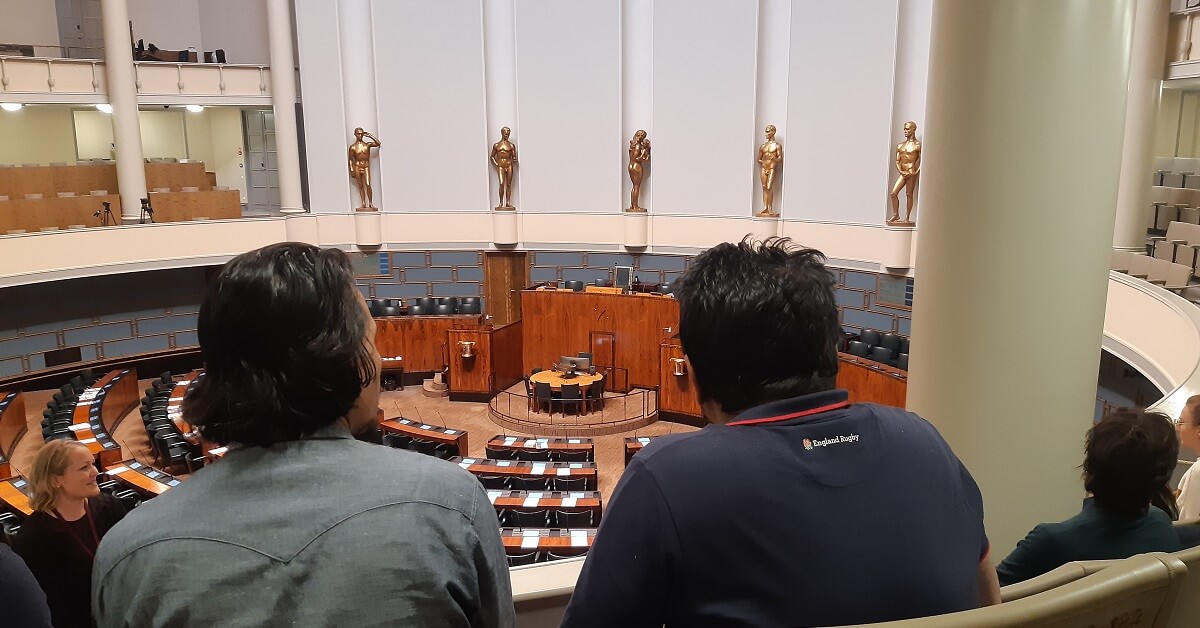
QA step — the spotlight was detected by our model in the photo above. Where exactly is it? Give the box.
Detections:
[95,103,113,114]
[0,103,22,112]
[185,105,204,113]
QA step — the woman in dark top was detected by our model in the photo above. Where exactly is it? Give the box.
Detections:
[13,440,127,628]
[997,410,1181,585]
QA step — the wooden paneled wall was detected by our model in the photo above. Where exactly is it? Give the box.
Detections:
[0,391,26,478]
[659,343,702,417]
[375,315,484,373]
[491,321,524,392]
[836,354,907,408]
[521,290,679,389]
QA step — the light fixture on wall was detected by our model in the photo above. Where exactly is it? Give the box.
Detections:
[185,105,204,113]
[0,103,22,112]
[95,103,113,114]
[670,357,687,377]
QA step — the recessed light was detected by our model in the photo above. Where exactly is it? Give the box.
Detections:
[0,103,22,112]
[185,104,204,113]
[95,103,113,114]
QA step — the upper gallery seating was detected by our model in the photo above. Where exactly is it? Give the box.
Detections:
[368,297,483,316]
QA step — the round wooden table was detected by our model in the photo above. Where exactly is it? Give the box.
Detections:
[529,370,604,414]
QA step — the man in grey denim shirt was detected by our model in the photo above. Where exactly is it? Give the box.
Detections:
[91,243,513,627]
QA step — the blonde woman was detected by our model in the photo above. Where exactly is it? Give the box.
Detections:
[12,440,126,628]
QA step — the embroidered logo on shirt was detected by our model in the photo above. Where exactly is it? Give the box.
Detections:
[805,434,860,449]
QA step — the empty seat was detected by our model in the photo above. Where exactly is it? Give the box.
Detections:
[897,353,909,371]
[408,305,426,316]
[1110,249,1133,272]
[1127,254,1153,279]
[859,329,881,347]
[366,298,383,317]
[459,297,482,314]
[438,297,460,312]
[846,341,870,357]
[511,509,551,528]
[868,346,894,363]
[485,446,516,460]
[513,449,552,463]
[545,548,589,560]
[879,333,902,353]
[433,303,453,315]
[477,475,509,490]
[506,552,539,567]
[510,476,551,491]
[551,449,591,463]
[553,476,590,492]
[565,280,585,292]
[412,297,435,310]
[556,510,595,527]
[381,305,402,316]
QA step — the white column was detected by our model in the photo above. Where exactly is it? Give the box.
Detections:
[1114,0,1170,252]
[483,0,519,210]
[267,0,304,214]
[341,0,380,210]
[907,0,1135,557]
[100,0,147,224]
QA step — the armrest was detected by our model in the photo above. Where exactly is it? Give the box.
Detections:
[1148,236,1166,242]
[1149,279,1167,286]
[1130,273,1150,279]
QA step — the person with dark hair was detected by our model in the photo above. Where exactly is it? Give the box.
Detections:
[997,410,1182,585]
[92,243,513,627]
[564,237,997,627]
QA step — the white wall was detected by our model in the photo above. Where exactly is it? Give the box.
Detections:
[652,0,758,217]
[198,0,270,65]
[371,0,489,212]
[74,109,186,161]
[0,0,60,49]
[127,0,203,53]
[0,107,78,165]
[295,0,349,212]
[785,1,899,224]
[514,0,622,213]
[208,107,247,202]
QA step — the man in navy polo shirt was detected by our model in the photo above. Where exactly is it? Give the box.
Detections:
[563,238,999,627]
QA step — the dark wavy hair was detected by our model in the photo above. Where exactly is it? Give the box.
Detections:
[183,243,378,447]
[673,236,840,415]
[1084,410,1179,519]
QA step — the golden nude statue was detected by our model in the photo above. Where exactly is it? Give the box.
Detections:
[627,130,651,212]
[757,125,783,217]
[490,126,518,209]
[889,121,921,224]
[348,127,381,210]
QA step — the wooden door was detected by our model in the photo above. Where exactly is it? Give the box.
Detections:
[484,252,529,325]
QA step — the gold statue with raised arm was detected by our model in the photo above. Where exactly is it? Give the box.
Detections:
[889,121,921,224]
[490,126,518,209]
[757,124,782,217]
[348,127,381,210]
[627,130,651,212]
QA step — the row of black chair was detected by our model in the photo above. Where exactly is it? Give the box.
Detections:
[494,508,598,528]
[41,373,95,442]
[477,474,591,492]
[139,372,206,473]
[381,433,460,459]
[367,297,483,317]
[846,330,909,370]
[507,548,589,567]
[483,446,592,463]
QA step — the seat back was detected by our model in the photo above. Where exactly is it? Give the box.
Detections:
[511,476,551,491]
[1111,249,1133,271]
[534,382,554,401]
[1148,257,1172,284]
[897,353,909,371]
[366,298,383,317]
[408,305,426,316]
[879,333,902,352]
[507,551,540,567]
[434,303,454,315]
[859,329,881,347]
[841,553,1186,628]
[1129,254,1153,278]
[512,509,550,528]
[459,297,482,314]
[868,346,893,363]
[1166,262,1192,290]
[560,384,582,401]
[1166,544,1200,628]
[847,341,870,357]
[556,509,595,527]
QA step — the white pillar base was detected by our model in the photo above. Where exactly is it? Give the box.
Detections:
[279,208,306,215]
[493,210,518,246]
[749,215,779,240]
[285,214,320,244]
[624,212,649,249]
[354,211,383,248]
[881,225,915,270]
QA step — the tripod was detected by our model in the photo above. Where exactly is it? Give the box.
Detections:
[94,201,116,226]
[139,198,155,224]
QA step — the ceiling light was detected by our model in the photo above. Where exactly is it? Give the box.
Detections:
[0,103,22,112]
[95,103,113,114]
[185,104,204,113]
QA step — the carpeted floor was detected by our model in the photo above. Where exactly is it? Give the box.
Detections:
[13,382,699,498]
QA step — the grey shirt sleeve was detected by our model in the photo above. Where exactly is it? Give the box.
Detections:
[467,482,516,628]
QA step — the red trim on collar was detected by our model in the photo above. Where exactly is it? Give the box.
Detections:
[725,401,850,426]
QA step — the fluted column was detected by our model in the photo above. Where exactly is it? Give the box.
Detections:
[1114,0,1170,252]
[907,0,1135,557]
[267,0,304,214]
[99,0,147,223]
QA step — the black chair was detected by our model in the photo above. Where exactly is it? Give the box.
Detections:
[438,297,460,313]
[485,446,516,460]
[530,367,542,375]
[868,346,894,363]
[112,489,141,510]
[412,297,436,310]
[553,476,590,492]
[478,475,510,490]
[459,297,482,314]
[656,283,672,294]
[511,509,551,528]
[69,375,85,394]
[431,443,452,460]
[556,510,595,528]
[507,552,540,567]
[587,376,605,411]
[366,299,384,317]
[551,449,592,463]
[847,341,870,357]
[514,449,552,463]
[381,305,402,316]
[564,280,585,292]
[594,278,612,287]
[879,333,902,354]
[545,548,589,560]
[510,476,551,491]
[898,336,910,355]
[859,329,882,347]
[897,353,909,371]
[383,298,402,309]
[433,303,453,315]
[559,384,583,416]
[412,439,438,456]
[383,433,414,450]
[410,304,428,315]
[534,382,555,415]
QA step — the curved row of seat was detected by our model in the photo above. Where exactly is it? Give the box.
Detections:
[845,329,909,370]
[367,297,483,317]
[40,374,95,441]
[138,372,205,473]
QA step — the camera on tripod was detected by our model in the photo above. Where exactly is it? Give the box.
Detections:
[139,197,155,224]
[95,201,115,226]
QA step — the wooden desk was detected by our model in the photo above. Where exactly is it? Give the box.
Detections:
[447,321,524,399]
[452,457,598,489]
[836,353,907,408]
[624,436,655,466]
[380,417,468,454]
[529,370,602,393]
[70,369,136,467]
[0,477,33,516]
[499,528,597,554]
[486,435,594,460]
[103,460,181,496]
[486,490,602,516]
[374,315,486,373]
[0,391,26,478]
